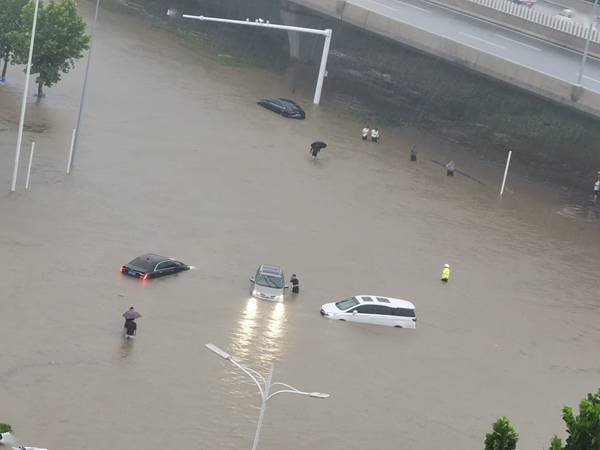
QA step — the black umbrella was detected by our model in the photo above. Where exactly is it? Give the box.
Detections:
[311,141,327,151]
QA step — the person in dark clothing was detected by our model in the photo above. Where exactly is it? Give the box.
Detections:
[124,319,137,336]
[290,274,300,294]
[410,146,417,162]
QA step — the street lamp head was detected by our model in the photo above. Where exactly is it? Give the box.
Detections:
[205,343,232,360]
[166,8,181,18]
[308,392,330,399]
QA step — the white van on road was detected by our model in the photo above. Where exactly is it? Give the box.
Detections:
[320,295,416,329]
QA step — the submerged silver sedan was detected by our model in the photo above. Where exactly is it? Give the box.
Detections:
[250,264,287,302]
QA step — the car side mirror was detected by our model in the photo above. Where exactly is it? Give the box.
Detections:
[250,277,255,283]
[352,310,358,315]
[284,285,289,289]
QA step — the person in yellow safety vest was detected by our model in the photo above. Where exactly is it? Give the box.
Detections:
[441,264,450,282]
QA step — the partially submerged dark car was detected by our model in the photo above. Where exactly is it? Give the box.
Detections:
[257,98,305,119]
[120,254,189,280]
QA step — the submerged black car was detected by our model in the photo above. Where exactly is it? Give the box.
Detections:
[120,254,189,280]
[257,98,305,119]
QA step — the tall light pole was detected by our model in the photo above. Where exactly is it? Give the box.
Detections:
[11,0,40,192]
[205,343,330,450]
[69,0,101,173]
[167,10,333,105]
[576,0,599,86]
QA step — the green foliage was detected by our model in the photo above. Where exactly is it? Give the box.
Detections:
[0,422,12,433]
[484,417,519,450]
[0,0,28,76]
[0,0,28,54]
[550,435,564,450]
[9,0,89,95]
[560,389,600,450]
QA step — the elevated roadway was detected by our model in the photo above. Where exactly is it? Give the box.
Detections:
[289,0,600,116]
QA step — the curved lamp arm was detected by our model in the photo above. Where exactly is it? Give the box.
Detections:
[266,389,330,401]
[229,359,265,400]
[205,343,265,399]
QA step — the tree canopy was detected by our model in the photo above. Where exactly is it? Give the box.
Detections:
[8,0,89,96]
[484,417,519,450]
[551,389,600,450]
[0,0,29,79]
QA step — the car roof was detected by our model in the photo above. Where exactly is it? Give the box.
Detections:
[355,295,415,309]
[259,264,283,276]
[138,253,170,264]
[277,98,300,106]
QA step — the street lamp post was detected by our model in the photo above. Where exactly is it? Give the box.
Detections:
[576,0,599,86]
[10,0,40,192]
[167,11,333,105]
[205,343,330,450]
[69,0,101,173]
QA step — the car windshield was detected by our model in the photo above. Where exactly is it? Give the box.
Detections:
[335,297,359,310]
[255,273,284,289]
[129,257,157,271]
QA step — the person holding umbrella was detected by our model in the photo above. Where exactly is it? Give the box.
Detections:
[310,141,327,159]
[122,307,142,338]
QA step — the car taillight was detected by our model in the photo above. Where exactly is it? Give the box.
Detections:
[142,273,149,280]
[120,266,126,273]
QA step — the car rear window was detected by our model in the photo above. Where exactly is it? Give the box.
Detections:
[129,257,157,271]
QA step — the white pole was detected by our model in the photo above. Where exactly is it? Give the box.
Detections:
[11,0,40,192]
[500,150,512,195]
[176,14,333,105]
[66,128,76,173]
[576,0,599,85]
[251,364,273,450]
[25,141,35,189]
[313,29,332,105]
[70,0,101,172]
[181,14,329,36]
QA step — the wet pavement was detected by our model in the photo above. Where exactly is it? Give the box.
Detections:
[0,3,599,450]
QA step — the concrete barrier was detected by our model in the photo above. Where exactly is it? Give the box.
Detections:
[292,0,600,116]
[295,0,600,58]
[544,0,598,15]
[429,0,600,58]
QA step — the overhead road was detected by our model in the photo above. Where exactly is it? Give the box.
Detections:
[289,0,600,117]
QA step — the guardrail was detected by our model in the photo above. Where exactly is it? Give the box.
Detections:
[470,0,600,43]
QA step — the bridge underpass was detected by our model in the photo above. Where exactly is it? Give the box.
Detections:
[284,0,600,117]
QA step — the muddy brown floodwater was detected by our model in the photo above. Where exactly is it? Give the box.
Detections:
[0,3,599,450]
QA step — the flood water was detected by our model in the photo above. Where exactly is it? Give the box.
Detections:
[0,3,599,450]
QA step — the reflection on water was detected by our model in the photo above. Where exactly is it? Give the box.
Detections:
[119,335,135,359]
[230,298,287,368]
[558,200,600,222]
[0,433,17,446]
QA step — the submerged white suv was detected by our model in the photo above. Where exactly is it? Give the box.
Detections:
[320,295,416,328]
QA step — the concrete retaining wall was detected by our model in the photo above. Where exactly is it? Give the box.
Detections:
[291,0,600,116]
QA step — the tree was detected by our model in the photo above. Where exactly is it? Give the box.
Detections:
[0,423,12,434]
[484,417,519,450]
[550,389,600,450]
[0,0,28,80]
[9,0,89,98]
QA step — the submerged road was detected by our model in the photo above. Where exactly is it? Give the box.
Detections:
[349,0,600,92]
[1,2,599,450]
